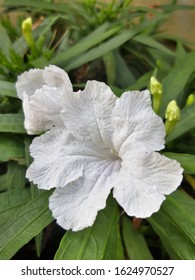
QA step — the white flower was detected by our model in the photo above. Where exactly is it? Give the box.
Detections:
[18,66,183,231]
[15,65,73,134]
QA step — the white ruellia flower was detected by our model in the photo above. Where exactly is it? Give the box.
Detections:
[16,65,183,231]
[16,65,73,134]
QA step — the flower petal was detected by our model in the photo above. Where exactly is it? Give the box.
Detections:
[49,159,120,231]
[16,65,72,99]
[113,150,183,218]
[27,127,116,190]
[22,92,53,134]
[61,80,117,147]
[27,85,66,128]
[111,90,165,156]
[16,65,73,134]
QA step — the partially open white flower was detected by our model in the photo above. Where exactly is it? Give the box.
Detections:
[22,67,183,231]
[16,65,73,134]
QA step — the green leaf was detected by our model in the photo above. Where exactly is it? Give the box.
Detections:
[24,136,43,258]
[133,34,174,56]
[164,152,195,174]
[125,71,152,91]
[175,40,187,65]
[0,135,25,162]
[166,103,195,143]
[122,215,153,260]
[62,15,166,71]
[0,24,12,57]
[51,23,120,66]
[114,51,136,88]
[0,188,31,226]
[30,57,49,68]
[103,51,116,85]
[0,189,53,259]
[160,50,195,116]
[148,190,195,260]
[65,28,138,71]
[0,161,26,192]
[0,81,17,98]
[0,114,25,134]
[55,195,123,260]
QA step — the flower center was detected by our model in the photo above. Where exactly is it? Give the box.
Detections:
[110,148,121,161]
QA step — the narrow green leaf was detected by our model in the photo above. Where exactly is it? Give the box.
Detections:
[0,188,31,225]
[166,103,195,143]
[160,4,195,12]
[25,136,43,258]
[175,40,187,65]
[0,114,25,133]
[133,34,174,56]
[30,57,49,68]
[125,71,153,91]
[0,174,8,192]
[7,161,26,190]
[51,23,120,66]
[0,24,12,57]
[148,190,195,260]
[65,28,138,71]
[0,189,53,259]
[114,51,136,87]
[103,51,116,85]
[0,135,25,162]
[160,50,195,116]
[0,81,17,98]
[55,195,123,260]
[122,215,153,260]
[164,152,195,174]
[0,161,26,191]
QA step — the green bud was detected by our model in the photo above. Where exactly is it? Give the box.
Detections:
[165,100,180,135]
[149,76,163,114]
[22,17,34,48]
[186,94,195,107]
[150,77,162,95]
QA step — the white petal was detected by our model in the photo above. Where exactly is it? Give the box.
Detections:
[111,90,165,156]
[28,86,66,127]
[49,159,120,231]
[61,80,117,147]
[22,92,53,134]
[16,65,72,99]
[42,65,73,91]
[16,65,73,134]
[16,69,46,99]
[27,127,116,190]
[113,151,183,218]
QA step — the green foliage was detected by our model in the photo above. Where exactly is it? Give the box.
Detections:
[0,189,53,259]
[55,196,123,260]
[149,190,195,260]
[122,216,153,260]
[0,0,194,260]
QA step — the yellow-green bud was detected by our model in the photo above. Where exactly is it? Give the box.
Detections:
[165,100,180,135]
[186,94,195,107]
[150,77,163,96]
[22,17,34,48]
[149,76,163,114]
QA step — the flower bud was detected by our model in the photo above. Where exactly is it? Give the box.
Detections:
[150,76,162,113]
[165,100,180,135]
[22,17,34,48]
[186,94,195,107]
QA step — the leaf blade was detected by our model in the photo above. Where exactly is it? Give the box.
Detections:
[122,215,153,260]
[54,195,123,260]
[0,114,25,134]
[0,189,53,260]
[148,190,195,260]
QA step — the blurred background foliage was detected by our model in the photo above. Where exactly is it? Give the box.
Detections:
[0,0,195,260]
